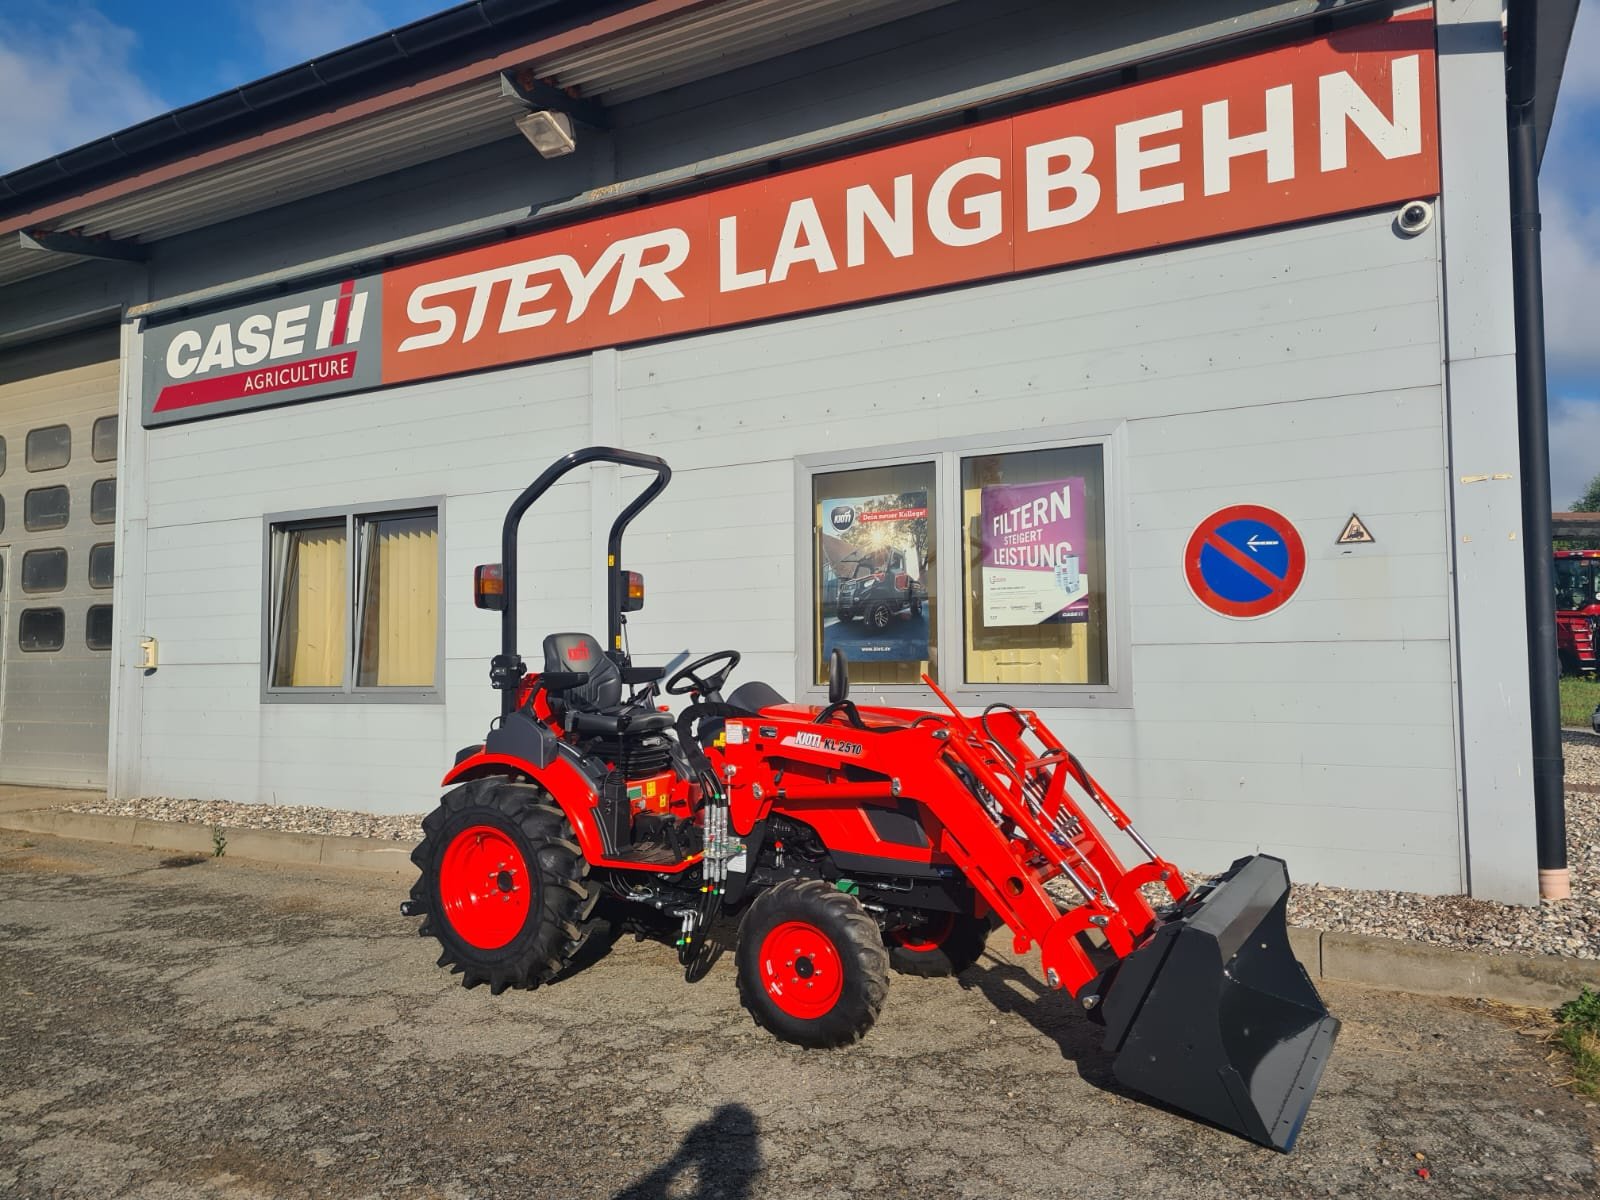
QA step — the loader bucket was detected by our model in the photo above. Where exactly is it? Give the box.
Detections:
[1096,854,1339,1152]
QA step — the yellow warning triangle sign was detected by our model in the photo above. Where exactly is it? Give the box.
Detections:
[1337,514,1375,545]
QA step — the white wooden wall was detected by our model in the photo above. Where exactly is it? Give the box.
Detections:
[126,205,1464,893]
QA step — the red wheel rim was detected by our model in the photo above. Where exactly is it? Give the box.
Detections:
[892,911,954,953]
[758,920,844,1019]
[439,824,532,950]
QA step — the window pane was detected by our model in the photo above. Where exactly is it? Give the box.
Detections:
[961,445,1109,686]
[270,520,347,687]
[89,543,114,589]
[812,462,935,687]
[92,415,118,462]
[0,493,6,533]
[91,478,116,524]
[26,424,70,471]
[19,608,65,652]
[356,511,439,687]
[86,605,113,651]
[21,548,67,593]
[0,435,7,476]
[24,486,69,531]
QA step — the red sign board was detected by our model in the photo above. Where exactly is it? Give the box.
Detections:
[144,13,1439,425]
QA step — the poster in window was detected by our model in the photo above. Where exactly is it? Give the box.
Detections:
[979,478,1089,627]
[819,491,930,663]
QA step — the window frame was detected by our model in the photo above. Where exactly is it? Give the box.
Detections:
[794,423,1130,710]
[260,497,445,704]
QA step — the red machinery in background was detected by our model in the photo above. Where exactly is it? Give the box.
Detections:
[1556,550,1600,676]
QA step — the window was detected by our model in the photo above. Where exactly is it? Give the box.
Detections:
[803,432,1121,702]
[89,543,114,589]
[91,478,116,524]
[24,486,69,531]
[0,435,7,476]
[21,548,67,594]
[812,462,935,687]
[26,424,70,471]
[19,608,64,652]
[0,494,6,533]
[961,445,1108,686]
[265,502,441,699]
[86,605,113,651]
[92,416,118,462]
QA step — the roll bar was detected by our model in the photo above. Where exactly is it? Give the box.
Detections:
[492,446,672,715]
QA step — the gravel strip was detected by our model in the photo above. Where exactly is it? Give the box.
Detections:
[68,731,1600,960]
[67,796,426,844]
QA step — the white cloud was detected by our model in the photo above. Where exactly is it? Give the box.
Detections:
[1549,394,1600,511]
[1542,3,1600,377]
[245,0,439,69]
[0,11,168,173]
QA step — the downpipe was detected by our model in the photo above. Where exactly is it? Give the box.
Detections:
[1505,0,1569,900]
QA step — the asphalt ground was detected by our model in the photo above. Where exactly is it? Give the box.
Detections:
[1,829,1595,1200]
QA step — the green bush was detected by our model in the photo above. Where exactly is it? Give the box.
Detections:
[1557,988,1600,1096]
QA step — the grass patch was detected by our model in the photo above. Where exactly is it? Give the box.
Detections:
[1557,988,1600,1096]
[1560,674,1600,729]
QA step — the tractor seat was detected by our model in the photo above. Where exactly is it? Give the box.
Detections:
[541,632,673,736]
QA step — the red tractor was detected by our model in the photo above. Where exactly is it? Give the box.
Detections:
[1556,549,1600,676]
[404,448,1339,1151]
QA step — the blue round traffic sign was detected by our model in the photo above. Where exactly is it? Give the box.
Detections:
[1184,505,1306,619]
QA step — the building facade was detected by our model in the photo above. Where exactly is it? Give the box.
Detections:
[0,0,1576,902]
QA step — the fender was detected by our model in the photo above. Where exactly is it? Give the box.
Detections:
[442,750,608,864]
[441,750,704,875]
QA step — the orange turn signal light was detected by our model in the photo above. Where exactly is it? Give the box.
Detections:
[474,563,505,610]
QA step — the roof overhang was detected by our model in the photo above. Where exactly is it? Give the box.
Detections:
[0,0,957,290]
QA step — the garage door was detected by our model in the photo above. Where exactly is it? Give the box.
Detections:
[0,329,119,788]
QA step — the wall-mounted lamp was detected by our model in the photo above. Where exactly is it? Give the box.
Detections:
[515,109,577,158]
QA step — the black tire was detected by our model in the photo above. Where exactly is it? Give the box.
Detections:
[735,879,889,1048]
[886,912,989,977]
[867,603,893,631]
[410,776,599,995]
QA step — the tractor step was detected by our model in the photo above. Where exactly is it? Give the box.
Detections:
[610,839,689,865]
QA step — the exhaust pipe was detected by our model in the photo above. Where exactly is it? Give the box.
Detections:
[1096,855,1339,1151]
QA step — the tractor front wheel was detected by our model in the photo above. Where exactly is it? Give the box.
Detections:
[410,777,599,994]
[735,879,889,1048]
[885,911,989,977]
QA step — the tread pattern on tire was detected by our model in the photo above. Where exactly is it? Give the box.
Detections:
[411,776,599,995]
[886,913,989,978]
[735,878,890,1048]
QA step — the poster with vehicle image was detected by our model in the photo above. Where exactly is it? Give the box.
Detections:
[980,478,1090,627]
[819,491,930,663]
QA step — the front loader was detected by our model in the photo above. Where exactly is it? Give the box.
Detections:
[404,446,1339,1151]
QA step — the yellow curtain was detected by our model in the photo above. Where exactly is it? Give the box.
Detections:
[276,524,347,687]
[358,515,438,687]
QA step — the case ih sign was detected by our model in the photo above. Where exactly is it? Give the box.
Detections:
[141,13,1438,427]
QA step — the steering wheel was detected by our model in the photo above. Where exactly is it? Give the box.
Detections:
[665,649,742,697]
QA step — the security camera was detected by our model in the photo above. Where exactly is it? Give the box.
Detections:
[1395,200,1434,237]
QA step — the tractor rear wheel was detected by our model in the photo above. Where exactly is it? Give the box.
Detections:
[735,879,889,1048]
[410,777,599,994]
[885,911,989,977]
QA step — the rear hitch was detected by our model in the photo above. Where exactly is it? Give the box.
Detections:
[399,899,424,917]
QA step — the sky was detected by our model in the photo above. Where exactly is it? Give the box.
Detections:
[0,1,1595,508]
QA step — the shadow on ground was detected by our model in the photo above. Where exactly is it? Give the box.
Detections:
[612,1104,761,1200]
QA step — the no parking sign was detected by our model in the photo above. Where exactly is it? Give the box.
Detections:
[1184,505,1306,619]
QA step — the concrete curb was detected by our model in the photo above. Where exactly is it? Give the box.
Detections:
[0,808,414,876]
[3,804,1598,1008]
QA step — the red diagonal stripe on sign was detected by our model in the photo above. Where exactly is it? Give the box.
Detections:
[1204,532,1284,591]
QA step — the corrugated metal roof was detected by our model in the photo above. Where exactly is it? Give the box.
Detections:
[2,0,956,291]
[538,0,960,101]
